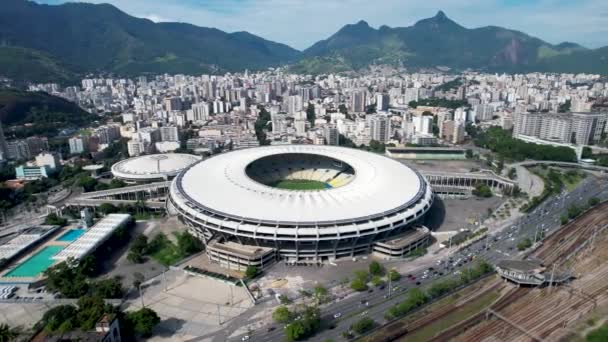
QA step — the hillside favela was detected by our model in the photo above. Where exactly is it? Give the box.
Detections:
[1,0,608,341]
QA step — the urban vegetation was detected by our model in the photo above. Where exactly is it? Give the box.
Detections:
[127,232,203,266]
[385,261,493,320]
[474,127,577,162]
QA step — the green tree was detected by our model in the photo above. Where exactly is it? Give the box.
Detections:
[517,238,532,251]
[176,232,203,255]
[39,305,78,333]
[350,278,368,292]
[388,269,401,281]
[125,308,160,337]
[0,323,17,341]
[588,197,600,207]
[368,261,384,276]
[99,203,118,215]
[245,266,259,279]
[92,277,124,299]
[371,275,384,287]
[472,184,493,198]
[560,215,569,225]
[44,213,68,226]
[351,317,375,334]
[272,306,292,323]
[128,234,148,264]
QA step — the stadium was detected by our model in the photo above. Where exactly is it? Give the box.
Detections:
[168,145,434,269]
[111,153,201,183]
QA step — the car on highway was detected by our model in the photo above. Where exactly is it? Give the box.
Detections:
[242,336,250,341]
[333,312,342,319]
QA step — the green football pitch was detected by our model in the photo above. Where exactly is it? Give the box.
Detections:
[270,179,330,190]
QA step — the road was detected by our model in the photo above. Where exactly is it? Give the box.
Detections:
[227,175,608,342]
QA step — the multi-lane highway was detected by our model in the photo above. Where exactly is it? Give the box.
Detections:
[229,175,608,342]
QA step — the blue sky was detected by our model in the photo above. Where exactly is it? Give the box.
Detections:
[36,0,608,50]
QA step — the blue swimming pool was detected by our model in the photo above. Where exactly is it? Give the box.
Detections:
[56,229,86,242]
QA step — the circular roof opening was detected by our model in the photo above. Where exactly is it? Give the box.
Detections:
[245,153,355,191]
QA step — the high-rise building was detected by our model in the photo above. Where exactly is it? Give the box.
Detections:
[571,112,607,145]
[160,126,180,142]
[287,95,303,115]
[370,115,390,143]
[69,136,89,154]
[413,116,433,135]
[350,90,366,113]
[6,140,31,160]
[191,102,211,122]
[94,125,120,145]
[294,119,306,135]
[164,97,182,112]
[324,125,339,146]
[127,139,146,157]
[376,93,389,111]
[513,112,542,137]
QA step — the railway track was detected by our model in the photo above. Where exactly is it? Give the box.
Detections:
[426,202,608,342]
[449,202,608,341]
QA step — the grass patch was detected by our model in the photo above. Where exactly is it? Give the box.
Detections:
[146,232,203,266]
[405,289,499,341]
[269,179,329,190]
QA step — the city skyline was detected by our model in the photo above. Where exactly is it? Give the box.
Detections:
[35,0,608,50]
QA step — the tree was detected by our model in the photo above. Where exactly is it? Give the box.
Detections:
[350,278,368,292]
[338,104,348,115]
[78,255,98,276]
[588,197,600,207]
[77,175,98,192]
[371,276,384,287]
[517,238,533,251]
[125,308,160,337]
[176,232,203,255]
[472,184,493,198]
[245,266,259,279]
[351,317,375,334]
[560,215,569,225]
[39,305,78,333]
[0,323,17,341]
[285,320,306,342]
[388,269,401,281]
[92,277,124,299]
[128,234,148,263]
[465,149,474,159]
[272,306,292,323]
[368,261,384,276]
[133,272,145,290]
[313,285,328,303]
[99,203,118,215]
[44,213,68,226]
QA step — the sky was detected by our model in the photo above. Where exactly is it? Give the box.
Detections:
[36,0,608,50]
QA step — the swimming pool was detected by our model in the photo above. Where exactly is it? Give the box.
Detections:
[56,229,86,242]
[4,246,64,278]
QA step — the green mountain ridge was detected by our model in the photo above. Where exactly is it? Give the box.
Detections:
[0,0,299,83]
[0,1,606,81]
[0,89,97,137]
[295,11,607,74]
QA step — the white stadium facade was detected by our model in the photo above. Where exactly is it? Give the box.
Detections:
[168,145,434,270]
[111,153,201,183]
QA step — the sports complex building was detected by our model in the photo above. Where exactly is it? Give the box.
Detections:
[168,145,434,270]
[111,153,201,183]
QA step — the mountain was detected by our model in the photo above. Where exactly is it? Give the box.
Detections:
[0,89,97,137]
[0,0,299,83]
[295,11,607,74]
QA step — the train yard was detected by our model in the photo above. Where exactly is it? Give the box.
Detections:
[363,202,608,342]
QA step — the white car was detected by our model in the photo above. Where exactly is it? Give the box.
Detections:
[333,312,342,319]
[242,336,250,341]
